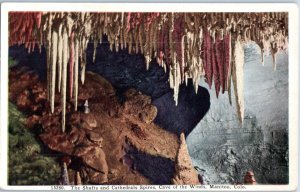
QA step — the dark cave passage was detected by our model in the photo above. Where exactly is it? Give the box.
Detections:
[9,35,211,137]
[123,140,175,185]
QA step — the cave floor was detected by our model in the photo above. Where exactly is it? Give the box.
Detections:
[9,66,179,185]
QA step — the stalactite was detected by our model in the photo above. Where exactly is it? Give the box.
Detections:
[212,36,220,98]
[138,25,143,54]
[66,14,74,37]
[169,13,175,66]
[181,35,186,78]
[145,18,151,70]
[57,23,63,93]
[80,36,87,85]
[61,28,69,132]
[218,36,226,94]
[50,30,58,113]
[232,36,245,123]
[9,12,42,49]
[271,42,278,71]
[69,32,75,99]
[9,12,289,125]
[74,38,79,111]
[202,29,213,88]
[46,13,53,101]
[224,34,231,91]
[153,20,158,57]
[36,12,42,29]
[163,19,170,68]
[149,19,155,60]
[93,39,97,63]
[226,34,233,106]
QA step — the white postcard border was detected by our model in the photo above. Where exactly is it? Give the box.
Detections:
[0,3,298,191]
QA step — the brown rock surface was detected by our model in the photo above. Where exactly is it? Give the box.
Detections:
[16,90,32,110]
[84,166,108,184]
[74,145,108,174]
[172,133,200,185]
[123,89,157,124]
[244,171,257,185]
[39,128,75,155]
[81,114,97,130]
[86,131,103,146]
[9,68,180,184]
[26,114,41,128]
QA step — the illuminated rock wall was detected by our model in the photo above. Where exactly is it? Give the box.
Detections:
[187,43,288,184]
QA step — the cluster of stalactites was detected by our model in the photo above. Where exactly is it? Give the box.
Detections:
[9,12,42,52]
[9,12,288,131]
[45,12,94,132]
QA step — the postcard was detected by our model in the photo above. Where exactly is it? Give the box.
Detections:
[0,2,298,191]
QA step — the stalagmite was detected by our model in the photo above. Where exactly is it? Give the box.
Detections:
[61,162,70,185]
[75,171,82,185]
[172,133,200,185]
[50,30,58,113]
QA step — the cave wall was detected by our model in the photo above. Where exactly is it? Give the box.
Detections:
[187,43,289,184]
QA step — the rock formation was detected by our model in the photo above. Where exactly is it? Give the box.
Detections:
[244,171,257,185]
[9,12,288,131]
[75,172,82,185]
[172,133,199,185]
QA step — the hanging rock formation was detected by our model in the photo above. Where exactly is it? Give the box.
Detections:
[172,133,199,185]
[9,12,289,131]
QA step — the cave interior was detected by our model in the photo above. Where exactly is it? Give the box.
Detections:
[8,12,288,185]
